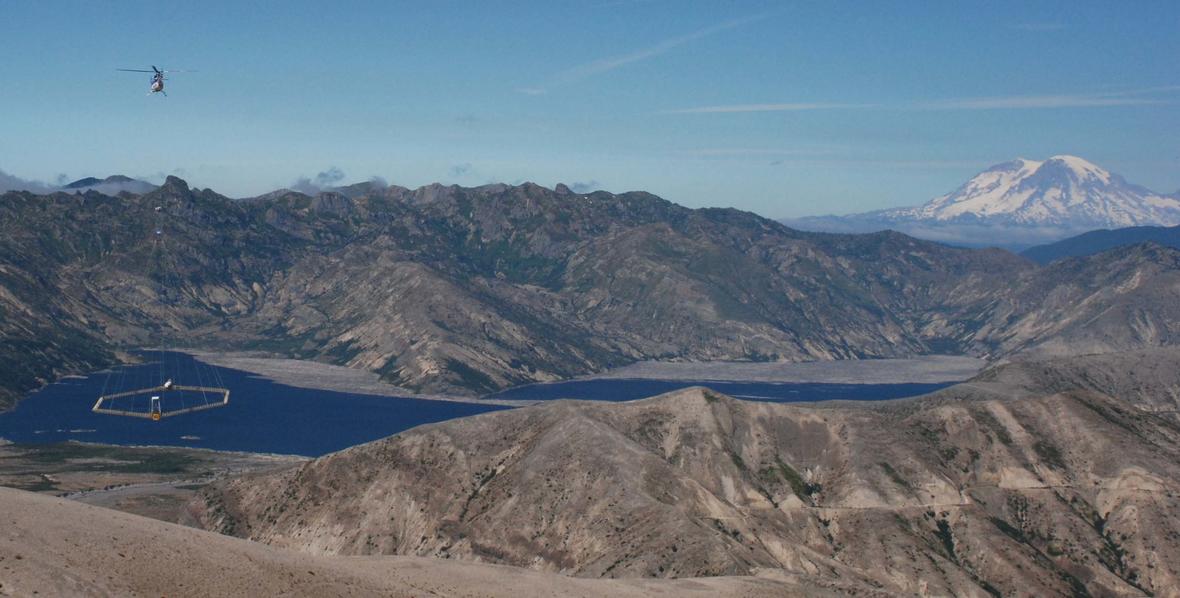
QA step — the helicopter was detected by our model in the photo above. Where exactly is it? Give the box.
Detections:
[116,65,193,96]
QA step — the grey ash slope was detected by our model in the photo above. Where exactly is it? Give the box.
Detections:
[936,242,1180,359]
[2,176,1180,402]
[0,487,815,597]
[197,348,1180,596]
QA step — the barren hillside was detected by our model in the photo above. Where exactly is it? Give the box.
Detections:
[5,178,1178,404]
[0,486,846,597]
[198,349,1180,597]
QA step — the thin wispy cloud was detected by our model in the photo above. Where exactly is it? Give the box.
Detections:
[914,86,1177,109]
[666,86,1177,114]
[1010,22,1067,31]
[1101,84,1180,97]
[773,158,986,169]
[914,94,1164,110]
[674,148,843,158]
[592,0,659,8]
[522,12,769,94]
[664,102,875,114]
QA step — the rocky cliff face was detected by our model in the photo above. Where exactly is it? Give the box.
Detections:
[2,178,1179,400]
[196,348,1180,596]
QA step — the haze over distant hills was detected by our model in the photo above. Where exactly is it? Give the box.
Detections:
[790,156,1180,249]
[1021,223,1180,264]
[0,172,157,196]
[62,174,157,196]
[2,176,1180,406]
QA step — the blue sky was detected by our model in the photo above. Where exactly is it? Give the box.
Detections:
[1,1,1177,217]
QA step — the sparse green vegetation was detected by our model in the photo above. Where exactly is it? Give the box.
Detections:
[1032,440,1066,470]
[934,518,956,561]
[989,516,1027,543]
[445,359,498,394]
[728,451,746,471]
[13,442,205,474]
[973,408,1014,446]
[765,455,819,501]
[878,462,914,491]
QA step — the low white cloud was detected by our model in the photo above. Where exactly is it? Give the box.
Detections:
[569,180,601,193]
[291,166,347,194]
[0,168,56,193]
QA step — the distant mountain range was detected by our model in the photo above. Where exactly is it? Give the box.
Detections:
[790,156,1180,249]
[62,175,157,195]
[1021,223,1180,264]
[3,176,1180,405]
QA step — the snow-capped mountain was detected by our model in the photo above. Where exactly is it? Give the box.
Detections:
[788,156,1180,249]
[882,156,1180,228]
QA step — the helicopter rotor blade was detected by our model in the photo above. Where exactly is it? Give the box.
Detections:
[116,68,156,73]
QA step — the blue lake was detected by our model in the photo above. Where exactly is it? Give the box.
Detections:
[485,378,952,403]
[0,352,508,457]
[0,353,955,457]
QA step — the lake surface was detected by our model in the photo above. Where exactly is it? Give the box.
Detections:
[0,353,956,457]
[484,378,953,403]
[0,352,507,457]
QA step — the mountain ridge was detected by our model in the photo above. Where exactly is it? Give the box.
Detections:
[2,177,1179,404]
[1021,223,1180,264]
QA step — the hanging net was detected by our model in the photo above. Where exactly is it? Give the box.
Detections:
[91,202,231,421]
[92,384,230,420]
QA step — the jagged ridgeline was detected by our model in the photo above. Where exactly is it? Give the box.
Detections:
[3,176,1180,403]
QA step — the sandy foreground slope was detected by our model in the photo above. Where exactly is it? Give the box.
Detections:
[0,487,860,597]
